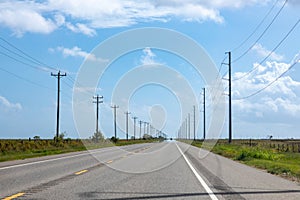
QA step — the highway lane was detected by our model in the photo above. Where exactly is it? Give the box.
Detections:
[1,141,300,199]
[0,143,154,199]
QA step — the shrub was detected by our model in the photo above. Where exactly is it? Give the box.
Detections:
[110,137,119,143]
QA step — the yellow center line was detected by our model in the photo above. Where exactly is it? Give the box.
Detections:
[3,192,25,200]
[106,160,113,164]
[75,169,88,175]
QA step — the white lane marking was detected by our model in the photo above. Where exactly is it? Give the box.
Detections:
[0,144,149,171]
[175,142,218,200]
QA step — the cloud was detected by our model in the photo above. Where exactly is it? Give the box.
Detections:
[0,1,57,37]
[232,58,300,122]
[0,0,273,36]
[0,96,22,111]
[140,47,157,65]
[74,86,102,94]
[55,46,108,62]
[252,43,284,61]
[66,22,96,37]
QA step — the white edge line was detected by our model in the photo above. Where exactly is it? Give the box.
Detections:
[175,142,218,200]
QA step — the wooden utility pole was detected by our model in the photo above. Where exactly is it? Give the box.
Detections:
[133,117,138,140]
[193,105,196,141]
[125,111,131,141]
[51,71,66,142]
[139,120,142,139]
[93,95,103,133]
[227,52,232,143]
[111,105,119,139]
[203,88,206,140]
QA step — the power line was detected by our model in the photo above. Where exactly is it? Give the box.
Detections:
[232,0,288,63]
[0,66,53,90]
[218,55,228,74]
[231,0,280,52]
[234,60,299,100]
[66,75,97,96]
[0,51,49,72]
[0,66,72,99]
[0,36,57,71]
[0,44,51,72]
[232,18,300,82]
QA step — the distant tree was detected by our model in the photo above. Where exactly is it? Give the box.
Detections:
[92,131,105,143]
[59,132,65,140]
[143,134,152,139]
[53,132,66,142]
[33,135,40,141]
[268,135,273,140]
[110,136,118,143]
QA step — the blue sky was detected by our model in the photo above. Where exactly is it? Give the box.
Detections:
[0,0,299,139]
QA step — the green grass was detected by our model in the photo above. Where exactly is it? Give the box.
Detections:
[0,138,162,162]
[189,140,300,181]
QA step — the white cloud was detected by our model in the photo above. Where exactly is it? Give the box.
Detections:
[0,0,273,36]
[0,96,22,111]
[140,47,157,65]
[232,58,300,121]
[252,43,284,61]
[74,86,102,94]
[56,46,108,62]
[66,22,96,37]
[0,1,57,37]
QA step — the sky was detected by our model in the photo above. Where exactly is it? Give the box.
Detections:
[0,0,299,140]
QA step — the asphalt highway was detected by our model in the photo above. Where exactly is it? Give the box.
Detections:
[1,141,300,199]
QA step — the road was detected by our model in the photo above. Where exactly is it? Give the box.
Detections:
[1,141,300,199]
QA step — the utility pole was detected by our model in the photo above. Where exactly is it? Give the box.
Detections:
[139,120,142,139]
[193,105,196,141]
[51,71,66,142]
[93,95,103,133]
[185,118,187,139]
[226,52,232,143]
[124,111,131,141]
[111,105,119,139]
[133,117,137,140]
[188,113,190,140]
[203,88,206,140]
[144,122,147,135]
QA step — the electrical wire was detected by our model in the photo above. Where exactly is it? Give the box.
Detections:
[232,0,288,63]
[231,0,280,52]
[0,36,57,71]
[232,18,300,82]
[233,60,299,100]
[218,55,228,75]
[0,51,50,72]
[0,66,53,90]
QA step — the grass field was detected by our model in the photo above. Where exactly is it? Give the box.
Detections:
[189,139,300,182]
[0,138,162,162]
